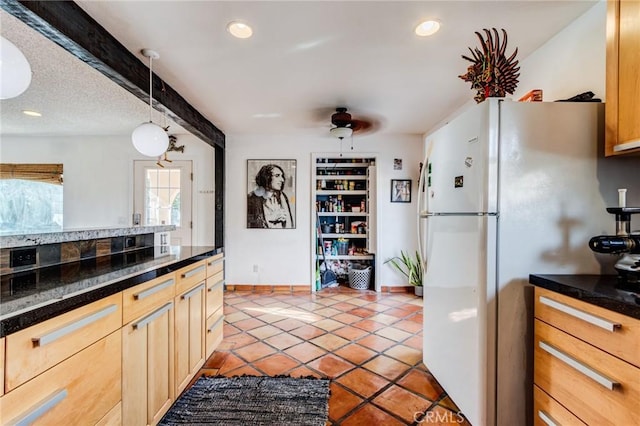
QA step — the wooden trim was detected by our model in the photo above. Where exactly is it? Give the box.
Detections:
[0,1,225,149]
[0,163,63,185]
[605,0,620,156]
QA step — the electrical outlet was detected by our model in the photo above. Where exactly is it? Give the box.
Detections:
[253,264,259,272]
[10,247,37,268]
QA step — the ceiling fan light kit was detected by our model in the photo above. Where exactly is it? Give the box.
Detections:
[132,48,170,157]
[330,126,353,140]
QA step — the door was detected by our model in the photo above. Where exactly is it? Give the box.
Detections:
[122,301,175,426]
[422,214,497,426]
[426,100,495,214]
[134,161,192,246]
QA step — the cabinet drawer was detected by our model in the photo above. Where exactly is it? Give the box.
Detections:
[206,273,224,317]
[96,401,121,426]
[5,293,122,391]
[0,331,121,425]
[534,319,640,425]
[123,273,175,325]
[206,254,224,278]
[176,260,207,294]
[533,385,585,426]
[535,287,640,367]
[205,309,224,359]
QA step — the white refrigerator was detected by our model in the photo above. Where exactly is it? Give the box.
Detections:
[417,99,639,426]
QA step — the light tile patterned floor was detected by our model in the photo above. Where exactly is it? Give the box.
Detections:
[199,286,471,425]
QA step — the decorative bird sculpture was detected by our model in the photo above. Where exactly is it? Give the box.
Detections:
[459,28,520,103]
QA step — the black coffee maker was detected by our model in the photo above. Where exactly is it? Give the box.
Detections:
[589,207,640,283]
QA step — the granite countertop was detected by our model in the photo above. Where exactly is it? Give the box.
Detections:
[0,224,176,249]
[0,245,222,337]
[529,274,640,320]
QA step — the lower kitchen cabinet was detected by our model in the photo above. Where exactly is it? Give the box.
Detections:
[0,337,4,397]
[122,298,175,426]
[533,287,640,425]
[174,279,206,395]
[0,331,121,425]
[0,251,224,425]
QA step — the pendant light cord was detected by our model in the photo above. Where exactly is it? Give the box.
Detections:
[148,55,153,122]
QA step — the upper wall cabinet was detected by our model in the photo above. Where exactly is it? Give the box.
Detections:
[606,0,640,156]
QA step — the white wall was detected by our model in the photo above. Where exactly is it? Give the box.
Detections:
[225,133,423,287]
[513,1,606,102]
[1,133,216,245]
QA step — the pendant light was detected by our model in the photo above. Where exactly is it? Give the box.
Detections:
[132,49,169,157]
[0,36,32,99]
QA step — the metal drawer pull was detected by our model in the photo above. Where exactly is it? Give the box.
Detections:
[134,278,174,300]
[207,258,224,267]
[539,341,620,390]
[132,302,173,330]
[181,283,205,300]
[208,279,225,292]
[10,389,68,426]
[208,316,225,333]
[32,304,118,347]
[181,265,205,279]
[539,296,621,331]
[537,410,559,426]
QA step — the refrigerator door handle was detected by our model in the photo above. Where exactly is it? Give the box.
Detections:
[420,212,498,218]
[417,150,430,271]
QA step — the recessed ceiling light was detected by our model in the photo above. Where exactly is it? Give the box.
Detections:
[227,21,253,39]
[415,20,440,37]
[22,110,41,117]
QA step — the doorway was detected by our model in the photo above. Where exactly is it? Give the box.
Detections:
[134,160,192,246]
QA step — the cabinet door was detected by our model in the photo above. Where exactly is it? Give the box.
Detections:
[606,0,640,155]
[0,338,4,397]
[122,301,175,426]
[175,282,206,395]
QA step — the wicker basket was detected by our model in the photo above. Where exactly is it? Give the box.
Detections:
[348,265,371,290]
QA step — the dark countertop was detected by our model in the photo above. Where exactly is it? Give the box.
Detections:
[529,274,640,320]
[0,245,222,337]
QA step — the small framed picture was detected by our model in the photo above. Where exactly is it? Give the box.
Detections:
[247,159,296,228]
[391,179,411,203]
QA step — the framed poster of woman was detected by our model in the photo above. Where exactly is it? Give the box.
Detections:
[247,159,296,228]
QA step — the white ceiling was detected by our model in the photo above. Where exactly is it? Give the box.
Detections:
[2,1,599,139]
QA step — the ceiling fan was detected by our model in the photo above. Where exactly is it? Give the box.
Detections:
[329,107,374,139]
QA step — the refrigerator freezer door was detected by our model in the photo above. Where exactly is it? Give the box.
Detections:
[423,214,497,426]
[425,101,497,214]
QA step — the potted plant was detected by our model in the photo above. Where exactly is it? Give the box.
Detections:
[384,250,424,296]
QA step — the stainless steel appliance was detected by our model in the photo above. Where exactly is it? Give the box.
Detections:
[589,207,640,283]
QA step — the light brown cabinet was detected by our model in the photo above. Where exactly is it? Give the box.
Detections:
[174,261,207,395]
[0,252,224,425]
[533,287,640,425]
[605,0,640,156]
[0,331,122,425]
[122,275,176,426]
[0,338,4,397]
[205,254,225,359]
[5,293,122,392]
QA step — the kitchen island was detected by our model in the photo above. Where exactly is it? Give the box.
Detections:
[0,244,225,425]
[529,274,639,425]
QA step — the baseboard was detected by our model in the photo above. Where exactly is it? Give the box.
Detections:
[380,286,415,294]
[225,284,415,294]
[225,284,311,294]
